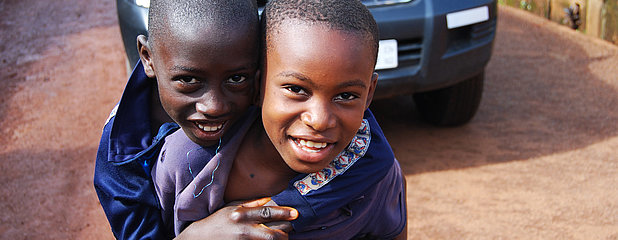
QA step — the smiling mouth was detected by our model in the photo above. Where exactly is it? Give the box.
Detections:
[195,122,224,132]
[293,138,329,153]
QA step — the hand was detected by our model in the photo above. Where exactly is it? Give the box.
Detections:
[175,198,298,240]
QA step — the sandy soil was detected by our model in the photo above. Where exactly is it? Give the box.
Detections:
[0,1,616,239]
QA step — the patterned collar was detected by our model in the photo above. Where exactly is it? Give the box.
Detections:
[293,119,371,195]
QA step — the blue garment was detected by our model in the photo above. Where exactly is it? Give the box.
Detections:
[275,109,407,239]
[94,62,406,239]
[153,107,407,239]
[93,62,178,240]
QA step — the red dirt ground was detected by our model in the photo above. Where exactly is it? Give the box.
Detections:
[0,1,616,239]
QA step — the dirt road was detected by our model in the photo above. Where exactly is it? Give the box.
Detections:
[0,1,616,239]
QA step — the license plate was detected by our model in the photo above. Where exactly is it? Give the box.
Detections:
[446,6,489,29]
[375,39,398,70]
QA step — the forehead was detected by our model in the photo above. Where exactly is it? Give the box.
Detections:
[267,22,374,73]
[154,21,258,55]
[150,25,259,74]
[162,18,253,43]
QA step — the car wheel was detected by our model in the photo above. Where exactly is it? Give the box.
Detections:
[413,71,484,126]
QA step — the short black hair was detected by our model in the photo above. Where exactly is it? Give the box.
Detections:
[261,0,379,64]
[148,0,258,47]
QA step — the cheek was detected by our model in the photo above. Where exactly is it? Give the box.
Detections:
[234,91,254,108]
[340,111,365,137]
[261,93,294,138]
[261,103,283,128]
[261,88,284,120]
[159,96,180,119]
[158,89,187,119]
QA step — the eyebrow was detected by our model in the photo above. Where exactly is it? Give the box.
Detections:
[171,65,254,74]
[277,71,367,89]
[171,65,201,73]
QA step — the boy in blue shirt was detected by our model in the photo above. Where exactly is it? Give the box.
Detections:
[152,0,407,239]
[94,0,299,239]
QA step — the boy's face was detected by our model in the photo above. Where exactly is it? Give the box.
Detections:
[141,25,258,147]
[261,23,378,173]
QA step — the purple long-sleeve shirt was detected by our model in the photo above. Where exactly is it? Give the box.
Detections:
[152,107,406,239]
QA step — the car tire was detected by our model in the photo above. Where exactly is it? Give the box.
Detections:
[413,71,484,126]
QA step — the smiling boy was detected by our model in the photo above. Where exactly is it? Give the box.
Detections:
[261,0,406,238]
[153,0,407,238]
[93,0,299,239]
[260,13,379,175]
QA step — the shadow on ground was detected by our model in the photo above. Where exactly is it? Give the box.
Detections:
[0,147,112,239]
[371,7,618,175]
[0,0,119,137]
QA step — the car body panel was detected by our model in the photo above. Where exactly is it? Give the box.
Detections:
[366,0,496,98]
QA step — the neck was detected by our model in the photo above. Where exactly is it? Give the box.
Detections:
[248,119,297,180]
[149,83,173,135]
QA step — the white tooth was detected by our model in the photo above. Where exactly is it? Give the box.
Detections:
[300,139,306,146]
[307,141,315,148]
[320,142,326,148]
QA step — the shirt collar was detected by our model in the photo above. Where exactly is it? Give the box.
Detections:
[108,62,178,165]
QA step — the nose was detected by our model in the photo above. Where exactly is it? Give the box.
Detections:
[300,100,336,132]
[195,89,230,118]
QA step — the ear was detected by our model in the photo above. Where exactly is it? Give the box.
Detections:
[137,35,156,78]
[252,69,262,106]
[365,72,379,110]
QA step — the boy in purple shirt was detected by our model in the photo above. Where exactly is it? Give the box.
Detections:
[153,0,407,238]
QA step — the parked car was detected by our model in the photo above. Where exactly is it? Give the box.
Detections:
[116,0,497,126]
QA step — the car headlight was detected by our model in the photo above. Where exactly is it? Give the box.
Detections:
[361,0,413,7]
[135,0,150,8]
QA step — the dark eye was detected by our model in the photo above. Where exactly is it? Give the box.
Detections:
[286,85,306,95]
[227,75,247,84]
[178,76,198,84]
[334,92,358,101]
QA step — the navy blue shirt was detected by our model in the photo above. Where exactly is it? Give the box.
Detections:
[94,62,178,240]
[94,62,406,239]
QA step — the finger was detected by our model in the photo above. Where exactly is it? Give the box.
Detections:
[264,221,294,233]
[239,197,272,207]
[236,206,298,222]
[251,224,290,240]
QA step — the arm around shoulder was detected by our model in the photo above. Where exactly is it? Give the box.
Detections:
[93,119,170,240]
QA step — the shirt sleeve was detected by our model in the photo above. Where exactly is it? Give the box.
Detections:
[362,160,407,238]
[93,117,171,240]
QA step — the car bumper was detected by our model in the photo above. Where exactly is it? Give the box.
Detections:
[369,0,497,99]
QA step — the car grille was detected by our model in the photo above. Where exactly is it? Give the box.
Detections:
[257,0,416,8]
[397,38,423,68]
[360,0,416,6]
[471,19,496,42]
[446,19,496,55]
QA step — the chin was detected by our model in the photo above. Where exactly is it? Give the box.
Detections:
[289,161,332,174]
